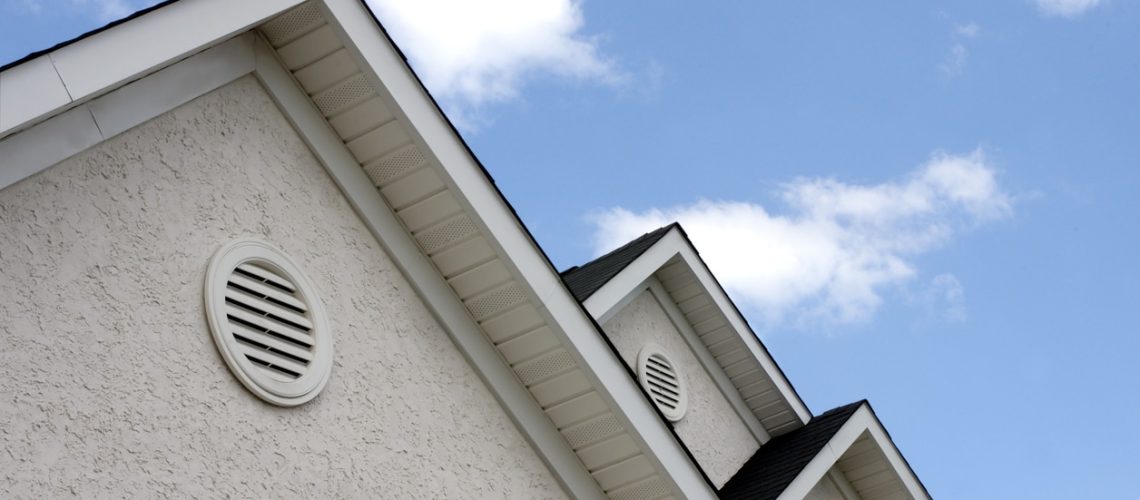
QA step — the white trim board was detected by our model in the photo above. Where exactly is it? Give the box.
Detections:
[0,0,305,139]
[0,26,606,499]
[318,0,718,497]
[0,33,258,190]
[642,279,771,444]
[0,4,722,496]
[827,468,862,500]
[775,404,930,500]
[583,228,812,432]
[249,36,608,499]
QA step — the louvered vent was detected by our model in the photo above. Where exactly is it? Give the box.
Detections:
[636,345,687,422]
[204,239,333,407]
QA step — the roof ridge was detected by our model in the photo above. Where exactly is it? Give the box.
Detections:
[560,223,676,277]
[559,223,677,302]
[718,400,866,500]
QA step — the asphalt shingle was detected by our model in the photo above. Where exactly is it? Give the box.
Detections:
[560,224,676,302]
[718,401,866,500]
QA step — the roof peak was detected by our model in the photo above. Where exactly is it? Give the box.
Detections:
[560,223,678,302]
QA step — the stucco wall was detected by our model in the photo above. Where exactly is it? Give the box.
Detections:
[601,289,759,488]
[0,76,567,498]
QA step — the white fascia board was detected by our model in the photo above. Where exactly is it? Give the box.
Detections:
[250,38,606,499]
[0,56,72,132]
[0,105,102,188]
[863,409,930,500]
[583,231,686,324]
[0,0,303,140]
[583,229,812,427]
[645,279,771,444]
[0,29,605,498]
[0,34,255,189]
[775,405,930,500]
[776,406,869,500]
[317,1,716,497]
[88,35,256,139]
[673,241,812,425]
[827,467,863,500]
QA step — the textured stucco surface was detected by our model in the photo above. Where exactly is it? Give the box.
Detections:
[601,290,759,488]
[0,76,567,499]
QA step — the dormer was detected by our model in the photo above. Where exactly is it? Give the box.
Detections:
[562,224,930,499]
[562,223,812,486]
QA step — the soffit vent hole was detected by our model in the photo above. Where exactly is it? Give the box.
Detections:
[260,3,324,47]
[313,73,376,117]
[364,145,427,187]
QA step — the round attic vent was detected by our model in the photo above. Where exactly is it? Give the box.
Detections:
[637,344,688,422]
[204,239,333,407]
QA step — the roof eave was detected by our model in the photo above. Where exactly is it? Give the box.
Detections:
[574,225,813,435]
[0,0,306,141]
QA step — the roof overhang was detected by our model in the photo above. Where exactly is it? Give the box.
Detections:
[0,2,719,498]
[573,225,812,437]
[777,403,930,500]
[0,0,305,141]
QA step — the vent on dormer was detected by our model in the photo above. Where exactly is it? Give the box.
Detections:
[204,239,333,407]
[637,344,688,422]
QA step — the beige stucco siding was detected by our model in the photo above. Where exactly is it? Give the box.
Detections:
[601,289,759,488]
[0,76,566,499]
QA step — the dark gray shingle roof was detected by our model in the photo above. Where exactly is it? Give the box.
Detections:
[560,224,677,302]
[719,401,866,500]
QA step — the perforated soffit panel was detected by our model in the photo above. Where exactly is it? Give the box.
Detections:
[257,4,681,499]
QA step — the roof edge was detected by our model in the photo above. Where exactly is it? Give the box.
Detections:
[0,0,181,73]
[561,222,678,302]
[571,224,813,429]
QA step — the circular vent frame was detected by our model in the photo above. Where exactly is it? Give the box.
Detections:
[204,239,333,407]
[636,344,688,422]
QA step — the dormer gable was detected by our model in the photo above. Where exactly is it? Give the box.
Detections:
[562,223,813,486]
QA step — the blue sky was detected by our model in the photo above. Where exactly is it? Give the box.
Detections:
[3,0,1138,497]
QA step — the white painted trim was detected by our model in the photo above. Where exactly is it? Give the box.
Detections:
[203,238,334,406]
[0,0,304,139]
[594,279,646,326]
[0,56,72,132]
[0,105,102,190]
[863,408,929,500]
[251,36,606,499]
[583,229,813,427]
[775,405,930,500]
[774,408,865,500]
[584,238,681,324]
[827,467,861,500]
[0,34,256,191]
[0,3,721,495]
[2,28,608,498]
[318,1,718,498]
[635,341,689,422]
[644,279,771,443]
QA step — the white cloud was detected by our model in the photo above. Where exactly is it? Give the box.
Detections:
[954,23,981,38]
[365,0,623,124]
[587,150,1011,328]
[940,22,980,77]
[939,44,968,77]
[1034,0,1103,17]
[923,273,967,323]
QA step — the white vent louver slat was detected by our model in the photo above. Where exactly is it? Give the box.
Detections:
[205,239,333,406]
[636,345,687,422]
